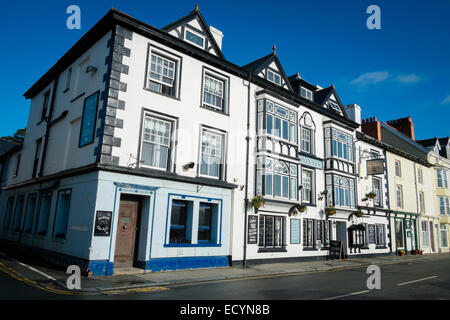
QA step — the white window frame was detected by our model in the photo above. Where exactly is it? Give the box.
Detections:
[419,191,425,213]
[437,169,448,188]
[146,47,181,98]
[396,185,403,209]
[373,177,382,207]
[140,113,174,171]
[184,28,205,49]
[439,196,450,215]
[267,69,281,85]
[395,161,402,177]
[199,128,226,180]
[202,71,227,112]
[302,169,313,204]
[418,168,423,184]
[301,127,311,153]
[149,53,176,87]
[300,87,313,101]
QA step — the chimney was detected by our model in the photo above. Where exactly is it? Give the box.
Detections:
[361,117,381,141]
[386,117,415,140]
[209,26,223,50]
[343,104,361,126]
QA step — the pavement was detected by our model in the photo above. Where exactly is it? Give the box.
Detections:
[1,244,449,296]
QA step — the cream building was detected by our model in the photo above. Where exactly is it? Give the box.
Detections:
[418,137,450,253]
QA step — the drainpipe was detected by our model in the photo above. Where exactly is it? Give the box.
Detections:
[413,162,420,251]
[383,150,393,253]
[242,72,251,268]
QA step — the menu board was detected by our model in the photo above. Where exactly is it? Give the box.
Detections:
[328,240,345,260]
[368,224,376,244]
[79,91,99,147]
[290,219,301,244]
[94,210,112,236]
[247,215,258,244]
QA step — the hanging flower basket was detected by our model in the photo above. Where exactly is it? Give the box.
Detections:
[325,207,336,216]
[366,191,377,199]
[251,196,265,209]
[355,208,364,218]
[299,204,307,213]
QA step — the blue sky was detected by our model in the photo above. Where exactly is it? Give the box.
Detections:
[1,0,449,139]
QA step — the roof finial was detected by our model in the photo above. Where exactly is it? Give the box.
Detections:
[272,44,277,55]
[195,4,199,11]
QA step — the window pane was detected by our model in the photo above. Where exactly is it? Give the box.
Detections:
[274,175,282,197]
[198,203,212,241]
[265,173,273,196]
[53,191,71,239]
[170,200,189,244]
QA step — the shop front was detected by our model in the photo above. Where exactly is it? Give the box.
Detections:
[391,212,419,255]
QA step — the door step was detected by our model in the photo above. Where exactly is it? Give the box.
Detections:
[113,267,146,275]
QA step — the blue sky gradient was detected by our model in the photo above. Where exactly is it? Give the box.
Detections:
[1,0,449,139]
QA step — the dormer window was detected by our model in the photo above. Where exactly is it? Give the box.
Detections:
[300,87,313,101]
[185,29,205,49]
[329,101,341,113]
[267,69,281,85]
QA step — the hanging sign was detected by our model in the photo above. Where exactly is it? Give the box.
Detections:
[94,210,112,236]
[367,159,384,175]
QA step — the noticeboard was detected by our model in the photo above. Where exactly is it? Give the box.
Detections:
[328,240,345,260]
[94,210,112,237]
[290,219,301,244]
[247,215,258,244]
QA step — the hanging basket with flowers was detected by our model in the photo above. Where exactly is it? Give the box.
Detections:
[355,208,364,218]
[299,204,307,213]
[325,207,336,217]
[251,196,265,209]
[366,191,377,199]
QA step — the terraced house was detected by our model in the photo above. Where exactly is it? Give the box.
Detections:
[0,7,396,277]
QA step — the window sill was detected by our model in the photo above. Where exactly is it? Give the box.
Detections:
[200,105,229,116]
[164,243,221,248]
[70,92,85,103]
[258,247,287,253]
[143,87,180,101]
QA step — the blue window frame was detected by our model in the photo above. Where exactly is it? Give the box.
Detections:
[79,91,99,147]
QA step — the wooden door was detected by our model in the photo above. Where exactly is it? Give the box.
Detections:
[114,201,138,268]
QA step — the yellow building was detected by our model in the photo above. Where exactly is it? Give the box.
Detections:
[417,137,450,253]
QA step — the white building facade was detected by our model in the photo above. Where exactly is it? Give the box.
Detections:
[1,7,392,276]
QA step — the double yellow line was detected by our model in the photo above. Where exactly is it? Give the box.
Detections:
[0,261,78,296]
[0,261,169,296]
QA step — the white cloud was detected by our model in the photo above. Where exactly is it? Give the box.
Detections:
[349,71,390,87]
[395,74,422,84]
[442,95,450,105]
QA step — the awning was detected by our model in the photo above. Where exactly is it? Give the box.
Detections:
[348,224,365,231]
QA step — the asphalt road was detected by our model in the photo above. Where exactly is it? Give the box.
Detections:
[0,255,449,301]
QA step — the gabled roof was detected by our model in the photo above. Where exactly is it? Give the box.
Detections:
[161,6,224,59]
[0,140,22,161]
[242,51,294,92]
[314,85,348,118]
[287,73,319,92]
[417,136,450,158]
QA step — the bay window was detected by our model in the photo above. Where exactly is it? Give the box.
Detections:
[439,197,449,215]
[329,175,355,208]
[437,169,448,188]
[258,156,298,201]
[325,127,353,162]
[262,99,297,144]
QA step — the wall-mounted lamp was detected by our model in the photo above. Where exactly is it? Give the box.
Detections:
[183,162,195,171]
[86,65,98,74]
[298,185,303,191]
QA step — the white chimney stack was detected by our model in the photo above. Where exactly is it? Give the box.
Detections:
[343,104,362,126]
